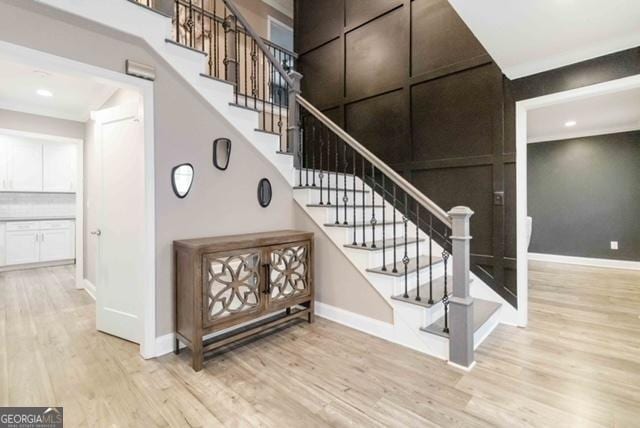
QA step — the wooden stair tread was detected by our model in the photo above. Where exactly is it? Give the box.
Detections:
[307,204,383,208]
[391,276,452,308]
[294,186,368,193]
[367,254,443,277]
[419,298,501,338]
[344,237,424,251]
[324,221,404,228]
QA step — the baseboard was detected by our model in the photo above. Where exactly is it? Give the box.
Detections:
[528,253,640,271]
[314,301,396,341]
[0,259,74,272]
[82,278,96,300]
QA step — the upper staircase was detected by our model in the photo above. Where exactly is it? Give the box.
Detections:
[38,0,518,369]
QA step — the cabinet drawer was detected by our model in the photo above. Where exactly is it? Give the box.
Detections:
[6,222,40,232]
[39,220,73,230]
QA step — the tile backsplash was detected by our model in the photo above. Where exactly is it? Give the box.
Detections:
[0,192,76,218]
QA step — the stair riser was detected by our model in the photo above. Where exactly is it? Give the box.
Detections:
[327,223,406,244]
[299,189,371,205]
[323,206,401,225]
[345,242,427,270]
[371,262,447,293]
[297,170,364,189]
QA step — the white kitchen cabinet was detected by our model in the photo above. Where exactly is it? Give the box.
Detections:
[43,143,77,192]
[7,140,43,191]
[5,229,40,265]
[4,220,75,266]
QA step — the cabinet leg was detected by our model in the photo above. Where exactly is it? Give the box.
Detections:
[286,307,291,315]
[192,351,203,372]
[308,311,315,324]
[174,338,180,355]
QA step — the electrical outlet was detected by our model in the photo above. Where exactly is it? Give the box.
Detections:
[610,241,619,250]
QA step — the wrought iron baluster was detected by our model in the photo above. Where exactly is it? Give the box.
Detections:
[442,251,450,334]
[326,129,331,205]
[304,116,309,187]
[343,141,348,225]
[270,63,274,132]
[243,31,248,106]
[201,4,205,52]
[311,120,316,187]
[352,149,357,245]
[207,16,213,75]
[222,6,227,80]
[415,205,421,301]
[334,135,339,224]
[370,164,376,248]
[361,157,366,247]
[428,214,434,304]
[213,0,218,77]
[277,50,283,148]
[318,128,324,205]
[234,17,239,104]
[402,193,409,298]
[176,1,181,45]
[251,40,257,109]
[392,185,397,273]
[381,174,386,271]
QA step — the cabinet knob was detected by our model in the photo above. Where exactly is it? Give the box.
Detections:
[90,229,102,236]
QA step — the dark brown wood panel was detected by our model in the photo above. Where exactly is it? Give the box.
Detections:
[411,0,486,77]
[411,64,499,161]
[345,0,402,29]
[295,0,344,53]
[299,39,343,109]
[345,89,410,164]
[345,7,407,100]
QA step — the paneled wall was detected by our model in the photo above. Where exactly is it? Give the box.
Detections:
[295,0,517,303]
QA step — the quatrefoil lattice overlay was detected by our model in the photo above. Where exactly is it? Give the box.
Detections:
[269,245,309,300]
[206,252,261,320]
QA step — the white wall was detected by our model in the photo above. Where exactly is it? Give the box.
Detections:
[0,108,84,139]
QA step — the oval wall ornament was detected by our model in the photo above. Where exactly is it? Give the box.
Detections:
[213,138,232,171]
[172,163,194,199]
[257,178,272,207]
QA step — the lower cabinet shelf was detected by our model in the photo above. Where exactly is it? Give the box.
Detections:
[174,230,314,371]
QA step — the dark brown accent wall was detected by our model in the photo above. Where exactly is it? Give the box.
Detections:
[295,0,640,306]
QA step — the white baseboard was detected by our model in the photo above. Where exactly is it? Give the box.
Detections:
[82,279,96,300]
[529,253,640,271]
[315,301,396,342]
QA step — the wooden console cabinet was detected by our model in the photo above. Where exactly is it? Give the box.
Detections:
[174,230,314,371]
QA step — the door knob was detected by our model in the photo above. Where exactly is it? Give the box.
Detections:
[90,229,102,236]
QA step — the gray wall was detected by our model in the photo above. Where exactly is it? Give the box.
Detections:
[528,131,640,261]
[0,0,391,338]
[0,108,84,139]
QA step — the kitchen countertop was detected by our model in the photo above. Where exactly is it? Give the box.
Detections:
[0,216,76,222]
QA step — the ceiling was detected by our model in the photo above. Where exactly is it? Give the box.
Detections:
[447,0,640,79]
[0,58,118,122]
[527,87,640,143]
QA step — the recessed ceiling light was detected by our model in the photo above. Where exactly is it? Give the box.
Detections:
[36,89,53,97]
[565,120,577,127]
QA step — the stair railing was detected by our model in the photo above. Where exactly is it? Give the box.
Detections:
[138,0,477,369]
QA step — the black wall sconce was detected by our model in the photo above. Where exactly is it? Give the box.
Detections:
[257,178,272,207]
[213,138,232,171]
[171,163,194,199]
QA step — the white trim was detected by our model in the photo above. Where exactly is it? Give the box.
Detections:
[448,360,476,372]
[262,0,293,19]
[83,278,96,300]
[266,15,293,50]
[529,253,640,271]
[0,41,157,360]
[528,124,640,144]
[516,73,640,329]
[315,301,396,342]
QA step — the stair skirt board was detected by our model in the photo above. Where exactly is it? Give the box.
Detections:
[47,0,510,364]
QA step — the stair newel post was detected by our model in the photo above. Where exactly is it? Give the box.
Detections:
[448,206,475,369]
[223,13,238,90]
[288,71,302,164]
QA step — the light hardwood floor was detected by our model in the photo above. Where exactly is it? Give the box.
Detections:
[0,262,639,427]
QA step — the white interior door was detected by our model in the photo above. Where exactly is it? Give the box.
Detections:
[94,102,145,344]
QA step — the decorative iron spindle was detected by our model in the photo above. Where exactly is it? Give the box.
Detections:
[381,174,386,271]
[352,149,357,245]
[392,185,397,273]
[318,127,324,205]
[361,157,366,247]
[370,164,376,248]
[311,121,316,187]
[402,193,409,298]
[334,135,339,224]
[343,141,348,225]
[415,206,421,301]
[326,129,332,205]
[428,214,434,304]
[442,250,450,334]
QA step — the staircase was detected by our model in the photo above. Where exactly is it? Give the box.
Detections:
[38,0,516,369]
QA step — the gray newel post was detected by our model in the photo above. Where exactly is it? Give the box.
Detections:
[448,206,475,369]
[287,71,303,164]
[155,0,175,17]
[224,14,238,83]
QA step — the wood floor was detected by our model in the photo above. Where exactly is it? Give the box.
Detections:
[1,262,639,427]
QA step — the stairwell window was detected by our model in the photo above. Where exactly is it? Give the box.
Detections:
[268,16,293,107]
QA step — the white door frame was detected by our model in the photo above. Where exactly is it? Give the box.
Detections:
[0,41,157,358]
[515,73,640,327]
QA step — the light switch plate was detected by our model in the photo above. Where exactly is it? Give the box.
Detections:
[611,241,619,250]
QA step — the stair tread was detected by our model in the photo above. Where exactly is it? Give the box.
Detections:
[419,298,501,338]
[230,102,260,113]
[165,38,207,56]
[199,73,236,86]
[391,276,452,308]
[255,128,281,136]
[295,186,368,193]
[324,221,404,228]
[367,254,443,277]
[307,204,383,208]
[344,237,424,251]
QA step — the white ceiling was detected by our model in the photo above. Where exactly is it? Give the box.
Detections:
[0,58,118,122]
[527,87,640,143]
[447,0,640,79]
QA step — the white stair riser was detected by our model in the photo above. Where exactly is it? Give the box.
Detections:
[345,242,426,270]
[297,170,364,189]
[197,76,236,102]
[370,262,447,293]
[300,189,372,205]
[334,223,406,243]
[162,43,207,77]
